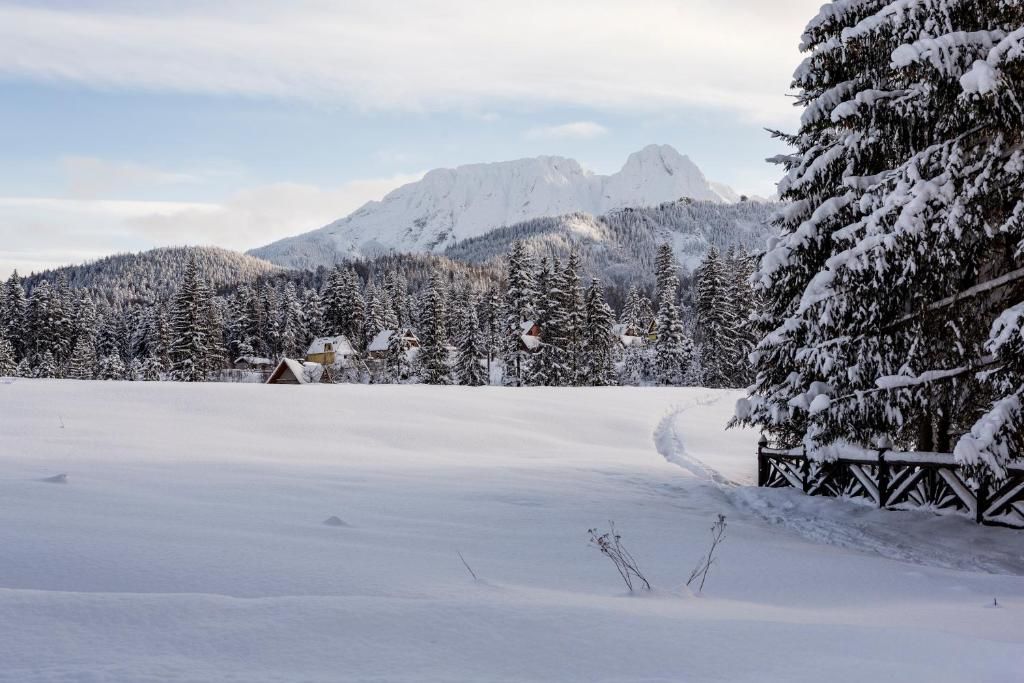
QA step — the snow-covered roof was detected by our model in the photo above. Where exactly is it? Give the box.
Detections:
[610,323,645,347]
[267,358,331,385]
[521,320,538,334]
[521,334,541,351]
[368,329,418,353]
[307,335,354,356]
[234,355,273,366]
[368,330,394,353]
[281,358,309,384]
[301,361,329,384]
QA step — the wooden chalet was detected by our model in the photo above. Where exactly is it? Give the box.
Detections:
[610,323,646,349]
[367,329,420,360]
[266,358,334,385]
[306,335,356,367]
[233,355,274,372]
[519,321,542,353]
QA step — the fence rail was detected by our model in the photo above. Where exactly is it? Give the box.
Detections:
[757,440,1024,529]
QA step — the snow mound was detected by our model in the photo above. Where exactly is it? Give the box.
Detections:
[323,516,349,527]
[40,473,68,484]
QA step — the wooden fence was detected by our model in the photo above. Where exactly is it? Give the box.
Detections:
[757,438,1024,529]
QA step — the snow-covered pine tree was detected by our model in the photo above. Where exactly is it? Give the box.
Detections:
[364,283,388,348]
[27,280,56,362]
[33,350,58,379]
[562,251,586,384]
[141,355,163,381]
[621,285,639,326]
[736,0,1024,480]
[340,269,366,348]
[67,336,98,380]
[16,357,31,378]
[530,257,568,386]
[168,258,210,382]
[385,271,410,329]
[619,345,648,386]
[1,272,27,360]
[654,243,691,385]
[71,293,98,363]
[0,335,16,376]
[582,279,617,386]
[322,266,346,336]
[382,328,408,384]
[502,241,536,386]
[655,299,689,386]
[278,282,305,358]
[480,286,502,378]
[724,249,758,387]
[199,279,228,371]
[417,271,451,385]
[302,289,326,342]
[97,353,126,381]
[455,294,487,386]
[695,246,737,388]
[127,357,144,382]
[655,243,678,307]
[620,284,650,331]
[636,295,655,335]
[227,286,251,361]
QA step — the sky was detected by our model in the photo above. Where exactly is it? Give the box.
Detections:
[0,0,824,278]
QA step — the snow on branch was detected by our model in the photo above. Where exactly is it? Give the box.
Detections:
[961,27,1024,95]
[954,388,1023,481]
[892,30,1006,76]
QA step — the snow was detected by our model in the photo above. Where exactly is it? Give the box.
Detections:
[2,380,1023,682]
[249,145,741,269]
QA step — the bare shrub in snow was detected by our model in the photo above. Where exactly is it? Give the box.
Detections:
[687,514,727,593]
[588,522,650,592]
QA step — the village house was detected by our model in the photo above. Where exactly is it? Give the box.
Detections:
[305,335,356,368]
[265,358,334,385]
[233,355,274,372]
[520,320,542,353]
[367,329,420,360]
[611,323,646,349]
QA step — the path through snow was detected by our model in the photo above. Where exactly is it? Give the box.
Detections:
[655,402,1024,575]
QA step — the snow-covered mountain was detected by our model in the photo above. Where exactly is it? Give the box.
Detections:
[249,145,747,269]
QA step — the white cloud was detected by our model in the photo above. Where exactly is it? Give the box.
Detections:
[59,157,209,199]
[523,121,609,141]
[0,0,822,126]
[0,172,422,277]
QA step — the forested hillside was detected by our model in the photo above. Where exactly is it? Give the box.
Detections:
[444,199,776,292]
[22,247,282,307]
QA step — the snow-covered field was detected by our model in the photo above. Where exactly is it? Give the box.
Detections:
[2,381,1022,682]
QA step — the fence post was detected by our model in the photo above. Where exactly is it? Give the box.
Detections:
[875,437,892,509]
[976,476,987,525]
[877,451,889,509]
[801,446,810,493]
[757,435,768,487]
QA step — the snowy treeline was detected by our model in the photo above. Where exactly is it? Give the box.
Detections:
[0,241,758,388]
[734,0,1024,480]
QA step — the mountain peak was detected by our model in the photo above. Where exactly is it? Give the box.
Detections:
[249,145,741,269]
